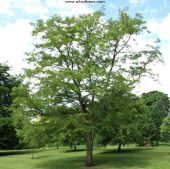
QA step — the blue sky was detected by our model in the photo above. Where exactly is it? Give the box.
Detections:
[1,1,169,25]
[105,0,170,19]
[0,0,170,95]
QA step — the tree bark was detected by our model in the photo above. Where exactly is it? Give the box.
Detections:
[86,133,94,167]
[117,142,121,152]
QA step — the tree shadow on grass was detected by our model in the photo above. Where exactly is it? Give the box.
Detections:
[36,146,170,169]
[95,154,149,168]
[36,154,150,169]
[35,148,149,169]
[95,148,170,168]
[65,148,86,153]
[37,155,85,169]
[100,147,153,154]
[0,149,42,157]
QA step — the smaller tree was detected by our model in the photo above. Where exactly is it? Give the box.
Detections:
[0,63,21,149]
[142,91,170,145]
[12,86,84,150]
[160,115,170,142]
[62,125,84,151]
[97,84,149,152]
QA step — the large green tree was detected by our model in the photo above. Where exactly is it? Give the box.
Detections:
[141,91,170,145]
[12,10,161,166]
[0,63,20,149]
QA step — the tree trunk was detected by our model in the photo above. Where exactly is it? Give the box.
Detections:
[156,140,159,146]
[74,145,77,151]
[117,142,121,152]
[86,133,94,167]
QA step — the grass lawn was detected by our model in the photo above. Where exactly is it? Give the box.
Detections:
[0,145,170,169]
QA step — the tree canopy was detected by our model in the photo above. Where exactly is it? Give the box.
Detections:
[141,91,170,145]
[12,10,162,166]
[0,63,20,149]
[161,115,170,142]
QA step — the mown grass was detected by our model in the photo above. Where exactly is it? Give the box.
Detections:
[0,145,170,169]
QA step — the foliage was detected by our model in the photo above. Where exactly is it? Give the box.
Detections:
[61,125,84,150]
[160,115,170,142]
[12,87,64,148]
[12,10,162,166]
[141,91,170,145]
[97,91,149,151]
[0,63,21,149]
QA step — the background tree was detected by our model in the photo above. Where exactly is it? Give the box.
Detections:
[141,91,170,145]
[12,10,162,166]
[97,90,149,152]
[160,115,170,142]
[12,88,83,150]
[12,86,66,149]
[0,63,20,149]
[62,125,84,151]
[114,96,150,151]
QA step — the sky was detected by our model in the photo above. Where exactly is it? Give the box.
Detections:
[0,0,170,96]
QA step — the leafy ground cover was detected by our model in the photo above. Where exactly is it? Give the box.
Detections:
[0,145,170,169]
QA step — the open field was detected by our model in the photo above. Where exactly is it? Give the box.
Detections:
[0,145,170,169]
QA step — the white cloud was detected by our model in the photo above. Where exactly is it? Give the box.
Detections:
[0,0,92,17]
[0,0,48,18]
[108,2,117,9]
[0,19,33,74]
[163,0,168,7]
[129,0,138,5]
[14,0,48,17]
[143,8,157,15]
[0,0,93,75]
[129,0,147,5]
[148,13,170,41]
[135,13,170,95]
[45,0,93,16]
[0,0,14,15]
